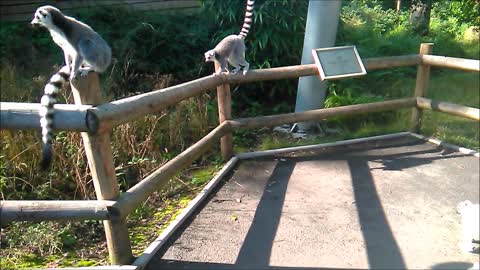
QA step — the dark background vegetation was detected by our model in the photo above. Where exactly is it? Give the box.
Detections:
[0,0,479,268]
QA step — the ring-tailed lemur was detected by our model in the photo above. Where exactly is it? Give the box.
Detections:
[204,0,254,75]
[31,5,112,169]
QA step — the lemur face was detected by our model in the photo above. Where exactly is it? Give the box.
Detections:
[204,51,217,62]
[31,6,59,28]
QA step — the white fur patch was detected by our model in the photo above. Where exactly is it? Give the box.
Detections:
[40,117,52,129]
[44,84,59,95]
[50,73,66,84]
[42,133,52,144]
[41,95,55,105]
[59,65,70,74]
[39,107,49,117]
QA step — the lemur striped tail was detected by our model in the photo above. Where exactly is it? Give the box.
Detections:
[39,65,70,170]
[239,0,254,39]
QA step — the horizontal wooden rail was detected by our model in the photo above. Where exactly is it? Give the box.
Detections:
[416,97,480,121]
[115,122,230,218]
[0,102,91,131]
[88,56,420,133]
[87,75,222,133]
[0,200,116,225]
[229,98,417,129]
[422,55,480,72]
[363,54,421,70]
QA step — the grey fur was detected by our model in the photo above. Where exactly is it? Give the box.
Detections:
[31,5,111,169]
[204,0,254,75]
[31,5,111,79]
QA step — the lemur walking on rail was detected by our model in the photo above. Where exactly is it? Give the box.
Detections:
[204,0,254,75]
[31,5,112,170]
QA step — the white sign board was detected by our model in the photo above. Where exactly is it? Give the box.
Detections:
[312,45,366,81]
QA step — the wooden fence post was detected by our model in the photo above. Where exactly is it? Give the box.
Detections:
[410,43,433,133]
[70,73,133,265]
[214,63,233,160]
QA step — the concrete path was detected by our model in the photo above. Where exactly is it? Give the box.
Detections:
[146,136,479,270]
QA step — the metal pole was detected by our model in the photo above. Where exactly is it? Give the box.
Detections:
[294,0,342,131]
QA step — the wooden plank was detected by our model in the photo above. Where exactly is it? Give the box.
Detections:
[363,55,420,70]
[87,75,223,133]
[132,157,239,268]
[0,0,200,21]
[0,0,44,6]
[215,62,233,160]
[410,43,433,133]
[416,97,480,121]
[0,200,114,224]
[0,102,90,131]
[115,122,230,218]
[229,98,417,130]
[236,132,412,159]
[422,55,480,72]
[409,132,480,157]
[70,73,133,265]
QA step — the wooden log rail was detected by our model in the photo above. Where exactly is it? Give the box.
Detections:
[115,122,231,218]
[1,45,479,266]
[0,200,115,224]
[229,98,417,129]
[416,97,480,121]
[87,54,421,133]
[422,55,480,72]
[0,102,91,131]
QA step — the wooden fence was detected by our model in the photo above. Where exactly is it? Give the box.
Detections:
[0,0,201,21]
[0,43,479,266]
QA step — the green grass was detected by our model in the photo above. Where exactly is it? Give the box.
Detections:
[0,164,221,269]
[234,71,479,153]
[421,71,479,150]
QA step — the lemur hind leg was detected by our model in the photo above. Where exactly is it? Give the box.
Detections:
[229,61,241,74]
[63,52,72,74]
[70,54,84,81]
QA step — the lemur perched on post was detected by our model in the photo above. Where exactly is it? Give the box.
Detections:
[31,5,111,170]
[204,0,255,75]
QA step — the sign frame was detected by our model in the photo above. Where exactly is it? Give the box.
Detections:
[311,45,367,81]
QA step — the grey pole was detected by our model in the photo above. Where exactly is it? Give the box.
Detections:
[294,0,342,131]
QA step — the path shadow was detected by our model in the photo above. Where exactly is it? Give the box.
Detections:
[234,160,296,266]
[348,158,407,269]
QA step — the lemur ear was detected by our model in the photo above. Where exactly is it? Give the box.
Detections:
[214,52,219,59]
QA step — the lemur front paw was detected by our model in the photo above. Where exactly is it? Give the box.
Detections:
[79,67,92,77]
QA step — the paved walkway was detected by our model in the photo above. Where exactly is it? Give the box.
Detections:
[146,136,479,270]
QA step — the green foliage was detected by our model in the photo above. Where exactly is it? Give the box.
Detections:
[433,0,480,28]
[203,0,307,114]
[1,222,75,256]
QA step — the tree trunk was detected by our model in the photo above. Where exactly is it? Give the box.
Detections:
[409,0,432,36]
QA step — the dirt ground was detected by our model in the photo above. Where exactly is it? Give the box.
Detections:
[147,136,480,270]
